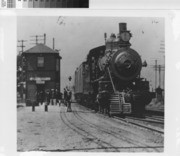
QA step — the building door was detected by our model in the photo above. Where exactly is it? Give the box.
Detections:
[36,84,45,104]
[26,83,37,106]
[37,84,45,93]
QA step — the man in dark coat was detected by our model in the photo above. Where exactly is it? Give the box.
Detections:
[45,90,51,105]
[63,88,67,106]
[50,89,56,105]
[66,89,72,112]
[56,89,62,106]
[39,90,45,105]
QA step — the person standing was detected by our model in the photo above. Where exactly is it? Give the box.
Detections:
[66,89,72,112]
[56,89,62,106]
[46,90,51,105]
[63,88,67,106]
[50,89,56,105]
[39,90,45,105]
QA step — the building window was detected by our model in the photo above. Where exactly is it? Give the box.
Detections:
[37,57,44,68]
[56,59,59,71]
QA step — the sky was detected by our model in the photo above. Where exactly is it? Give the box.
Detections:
[17,16,165,91]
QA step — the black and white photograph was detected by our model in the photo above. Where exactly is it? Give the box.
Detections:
[16,16,165,152]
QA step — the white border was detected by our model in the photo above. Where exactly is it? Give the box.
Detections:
[0,9,180,156]
[90,0,180,9]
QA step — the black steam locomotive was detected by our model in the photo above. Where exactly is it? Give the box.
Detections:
[74,23,152,116]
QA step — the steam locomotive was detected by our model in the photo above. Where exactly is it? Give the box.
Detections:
[74,23,152,116]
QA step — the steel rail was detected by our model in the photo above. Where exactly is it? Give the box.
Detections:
[125,116,164,124]
[113,116,164,135]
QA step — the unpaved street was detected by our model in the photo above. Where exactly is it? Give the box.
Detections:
[17,103,164,152]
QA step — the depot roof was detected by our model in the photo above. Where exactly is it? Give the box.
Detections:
[24,43,58,54]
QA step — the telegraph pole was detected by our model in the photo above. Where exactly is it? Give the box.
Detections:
[30,33,46,45]
[150,59,158,90]
[151,60,165,89]
[55,49,62,92]
[17,40,27,55]
[17,39,27,101]
[158,65,161,88]
[159,40,165,90]
[155,59,157,89]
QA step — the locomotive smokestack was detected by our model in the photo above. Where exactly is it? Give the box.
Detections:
[119,23,127,33]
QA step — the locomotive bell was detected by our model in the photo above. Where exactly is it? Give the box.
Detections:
[110,48,142,81]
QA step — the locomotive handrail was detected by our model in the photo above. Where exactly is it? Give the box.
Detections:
[107,67,116,93]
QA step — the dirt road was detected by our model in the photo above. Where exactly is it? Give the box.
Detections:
[17,103,164,152]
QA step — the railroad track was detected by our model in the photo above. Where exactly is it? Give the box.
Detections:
[76,102,164,134]
[145,108,164,116]
[145,115,164,122]
[125,116,164,124]
[113,116,164,135]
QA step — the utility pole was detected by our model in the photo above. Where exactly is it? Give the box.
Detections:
[53,38,55,50]
[155,59,157,89]
[158,65,161,88]
[17,40,27,55]
[30,34,46,45]
[17,39,27,101]
[44,33,46,44]
[158,64,165,89]
[55,49,62,92]
[151,61,165,90]
[159,40,165,90]
[104,33,107,43]
[150,59,158,90]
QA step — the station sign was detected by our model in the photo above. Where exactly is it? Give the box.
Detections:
[29,77,51,81]
[36,80,45,84]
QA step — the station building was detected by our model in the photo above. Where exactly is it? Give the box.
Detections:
[22,43,62,106]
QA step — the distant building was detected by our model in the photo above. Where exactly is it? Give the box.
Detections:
[15,0,88,8]
[22,43,62,106]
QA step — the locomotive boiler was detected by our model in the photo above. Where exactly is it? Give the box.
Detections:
[74,23,152,116]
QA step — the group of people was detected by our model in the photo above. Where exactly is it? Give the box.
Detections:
[36,87,72,112]
[36,84,111,114]
[37,89,62,106]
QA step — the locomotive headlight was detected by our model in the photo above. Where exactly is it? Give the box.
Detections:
[120,32,131,42]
